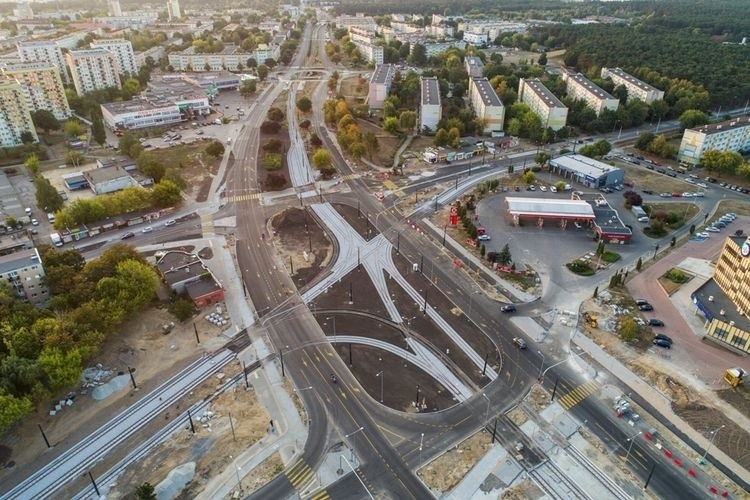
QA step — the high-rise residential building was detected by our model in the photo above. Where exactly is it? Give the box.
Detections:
[1,62,71,121]
[368,64,395,109]
[562,70,619,116]
[678,117,750,166]
[419,76,441,133]
[0,248,49,306]
[167,0,182,21]
[13,0,33,19]
[0,82,37,148]
[107,0,122,17]
[518,78,568,131]
[66,49,122,95]
[350,40,383,65]
[91,39,137,76]
[601,67,664,104]
[465,56,484,78]
[17,40,70,84]
[468,77,504,136]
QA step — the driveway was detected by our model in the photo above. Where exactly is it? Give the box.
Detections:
[627,216,750,387]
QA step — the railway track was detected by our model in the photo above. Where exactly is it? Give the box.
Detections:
[528,460,592,500]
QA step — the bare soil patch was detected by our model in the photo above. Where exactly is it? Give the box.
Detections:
[271,208,332,289]
[716,199,750,216]
[614,161,692,193]
[332,201,379,241]
[356,119,401,168]
[421,430,493,492]
[242,451,283,495]
[145,140,222,202]
[339,75,368,108]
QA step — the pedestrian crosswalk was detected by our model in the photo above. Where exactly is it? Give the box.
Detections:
[383,179,405,197]
[341,173,360,181]
[558,381,599,410]
[226,192,261,202]
[199,214,214,235]
[309,490,331,500]
[285,458,316,490]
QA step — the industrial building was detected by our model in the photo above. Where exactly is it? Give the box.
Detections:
[0,248,49,305]
[1,62,71,121]
[464,56,484,78]
[468,77,504,136]
[600,67,664,104]
[419,76,441,133]
[518,78,568,131]
[691,235,750,354]
[91,39,137,76]
[83,165,137,195]
[368,64,395,109]
[678,116,750,166]
[66,48,122,95]
[549,154,624,189]
[0,81,37,148]
[562,70,619,116]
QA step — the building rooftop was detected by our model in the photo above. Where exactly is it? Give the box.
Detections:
[0,248,41,275]
[102,98,176,114]
[84,165,132,185]
[522,78,565,108]
[97,156,136,170]
[691,116,750,136]
[17,40,58,47]
[2,61,57,73]
[550,154,621,179]
[91,38,132,46]
[68,48,113,59]
[693,278,750,335]
[505,197,595,218]
[471,77,503,107]
[370,64,394,85]
[566,71,616,100]
[421,76,440,106]
[603,67,660,93]
[186,276,222,298]
[465,56,484,70]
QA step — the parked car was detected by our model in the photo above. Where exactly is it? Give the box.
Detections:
[164,219,177,227]
[478,234,491,241]
[648,318,665,327]
[638,303,654,311]
[513,337,527,349]
[501,304,516,313]
[654,333,673,343]
[539,186,547,192]
[697,232,710,238]
[706,226,721,232]
[30,218,38,226]
[653,338,672,349]
[121,231,135,239]
[635,299,650,306]
[642,190,654,195]
[659,193,671,198]
[141,226,153,233]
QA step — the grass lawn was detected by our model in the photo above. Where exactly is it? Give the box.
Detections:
[601,250,621,263]
[356,118,401,167]
[716,199,750,216]
[613,160,692,193]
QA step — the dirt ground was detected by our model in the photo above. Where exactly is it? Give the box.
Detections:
[421,430,494,492]
[332,201,379,241]
[356,119,402,168]
[339,75,368,108]
[0,306,230,490]
[270,207,332,289]
[104,381,271,499]
[613,161,693,194]
[145,140,222,203]
[716,199,750,217]
[242,451,283,495]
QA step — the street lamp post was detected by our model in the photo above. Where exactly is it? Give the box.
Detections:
[481,393,490,422]
[376,371,384,403]
[625,431,642,462]
[326,315,336,344]
[700,424,725,464]
[419,432,425,469]
[537,350,545,380]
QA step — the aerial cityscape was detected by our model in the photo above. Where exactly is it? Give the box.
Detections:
[0,0,749,498]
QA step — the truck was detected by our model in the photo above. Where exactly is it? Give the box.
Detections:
[723,367,746,388]
[50,232,63,247]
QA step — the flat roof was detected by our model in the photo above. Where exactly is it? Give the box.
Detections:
[370,64,394,85]
[505,197,595,218]
[603,67,660,93]
[693,278,750,334]
[68,48,112,58]
[550,154,621,180]
[465,56,484,68]
[91,39,132,47]
[421,76,440,106]
[521,78,565,108]
[691,116,750,136]
[186,276,222,298]
[566,71,616,100]
[2,61,56,73]
[471,77,503,107]
[0,248,40,275]
[84,165,131,184]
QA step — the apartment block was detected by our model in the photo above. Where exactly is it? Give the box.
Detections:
[135,46,165,69]
[368,64,395,109]
[468,77,504,136]
[562,70,619,116]
[420,76,441,133]
[678,117,750,166]
[168,44,280,72]
[17,40,70,83]
[348,26,377,45]
[463,32,489,45]
[518,78,568,131]
[601,67,664,104]
[107,0,122,16]
[465,56,484,78]
[352,41,383,65]
[0,82,38,147]
[1,62,71,121]
[167,0,181,20]
[91,39,137,76]
[0,248,48,305]
[335,14,377,31]
[66,49,121,95]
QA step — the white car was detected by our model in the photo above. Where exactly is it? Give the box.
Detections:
[142,226,153,233]
[31,218,39,225]
[550,186,557,193]
[705,226,721,232]
[697,232,710,238]
[697,182,708,188]
[539,186,547,192]
[478,234,491,241]
[164,219,177,227]
[682,192,693,197]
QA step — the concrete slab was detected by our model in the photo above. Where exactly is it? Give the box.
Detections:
[510,316,547,342]
[675,256,715,279]
[445,444,509,500]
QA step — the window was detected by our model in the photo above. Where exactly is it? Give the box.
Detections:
[713,325,729,341]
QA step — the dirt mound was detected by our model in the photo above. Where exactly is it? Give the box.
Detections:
[627,359,691,407]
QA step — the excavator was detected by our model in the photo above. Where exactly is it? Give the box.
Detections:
[723,367,746,388]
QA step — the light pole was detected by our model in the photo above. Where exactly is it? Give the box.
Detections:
[326,315,336,344]
[419,432,425,469]
[700,424,725,464]
[481,393,490,422]
[376,371,384,403]
[537,350,545,380]
[625,431,642,462]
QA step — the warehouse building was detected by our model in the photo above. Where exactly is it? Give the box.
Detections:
[549,154,624,189]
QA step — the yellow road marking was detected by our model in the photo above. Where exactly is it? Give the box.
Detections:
[558,381,599,410]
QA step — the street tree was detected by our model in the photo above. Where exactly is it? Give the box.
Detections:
[31,110,60,133]
[66,150,82,167]
[296,96,312,113]
[267,107,285,122]
[240,79,257,97]
[497,243,512,266]
[24,154,40,176]
[678,109,709,130]
[35,176,64,212]
[383,117,400,134]
[205,140,225,157]
[151,180,182,207]
[312,148,332,170]
[534,152,550,168]
[63,119,84,137]
[257,64,269,81]
[118,132,139,156]
[91,115,106,146]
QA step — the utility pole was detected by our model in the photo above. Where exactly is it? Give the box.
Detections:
[193,322,200,344]
[127,366,137,389]
[38,424,51,448]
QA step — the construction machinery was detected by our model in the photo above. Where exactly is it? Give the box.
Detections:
[723,367,746,388]
[582,311,598,329]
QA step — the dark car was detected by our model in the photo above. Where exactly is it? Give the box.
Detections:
[648,318,665,327]
[121,231,135,240]
[657,168,666,174]
[501,304,516,313]
[735,229,744,236]
[638,303,654,311]
[513,337,527,349]
[667,172,677,177]
[642,189,654,195]
[653,338,672,348]
[645,164,654,170]
[654,333,673,343]
[635,299,650,306]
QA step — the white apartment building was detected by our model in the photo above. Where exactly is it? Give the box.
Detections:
[678,117,750,166]
[352,41,383,65]
[135,46,165,68]
[368,64,395,109]
[66,49,122,95]
[468,77,504,136]
[1,62,71,121]
[167,0,181,20]
[416,40,467,58]
[348,26,377,45]
[107,0,122,17]
[420,76,441,132]
[93,12,159,30]
[518,78,568,131]
[463,32,489,46]
[168,44,280,72]
[0,82,37,147]
[17,40,70,83]
[91,39,137,76]
[601,67,664,104]
[0,248,49,305]
[465,56,484,78]
[562,71,619,116]
[335,14,377,31]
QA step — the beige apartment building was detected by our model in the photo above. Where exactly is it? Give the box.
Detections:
[678,117,750,166]
[0,81,38,147]
[517,78,568,131]
[0,248,48,305]
[91,39,138,76]
[1,62,71,121]
[601,67,664,104]
[563,70,619,116]
[468,77,504,136]
[66,48,122,95]
[17,40,70,84]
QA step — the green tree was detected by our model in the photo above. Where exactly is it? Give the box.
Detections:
[635,132,655,151]
[118,132,139,156]
[362,131,379,161]
[263,153,282,170]
[257,64,269,81]
[38,346,83,392]
[65,150,82,167]
[24,154,40,176]
[522,171,536,184]
[168,298,196,322]
[497,243,512,266]
[267,107,285,122]
[205,140,225,158]
[678,109,710,130]
[434,128,449,147]
[20,131,35,144]
[63,120,84,137]
[593,286,598,298]
[135,482,157,500]
[312,148,332,170]
[618,317,639,342]
[398,110,417,133]
[0,390,33,435]
[123,78,141,95]
[151,180,182,207]
[538,52,547,66]
[383,117,400,134]
[31,109,60,133]
[534,152,550,168]
[407,43,427,66]
[701,150,744,176]
[636,257,642,272]
[136,153,165,182]
[296,96,312,113]
[35,176,64,213]
[91,115,106,146]
[239,79,257,97]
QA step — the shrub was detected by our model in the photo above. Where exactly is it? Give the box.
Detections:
[168,297,196,321]
[567,260,594,276]
[263,153,282,170]
[601,251,621,263]
[260,121,281,134]
[665,268,690,283]
[262,139,283,153]
[265,173,287,189]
